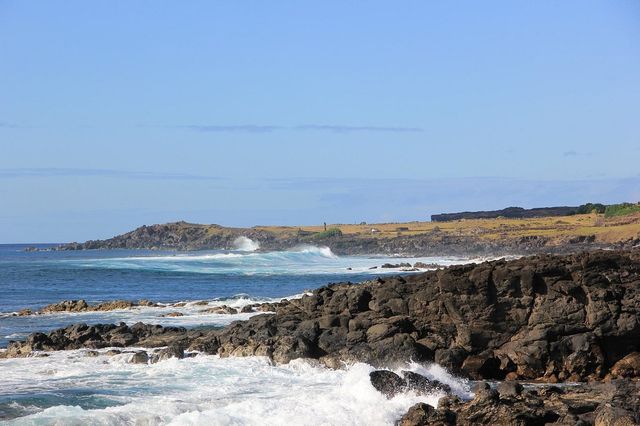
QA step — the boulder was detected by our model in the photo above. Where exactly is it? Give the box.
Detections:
[369,370,406,398]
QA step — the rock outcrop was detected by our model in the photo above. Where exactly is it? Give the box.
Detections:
[1,322,195,358]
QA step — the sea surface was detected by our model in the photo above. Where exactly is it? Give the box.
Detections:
[0,242,475,425]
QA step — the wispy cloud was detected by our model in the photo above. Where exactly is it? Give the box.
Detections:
[0,121,20,128]
[172,124,423,134]
[176,125,283,133]
[295,124,423,133]
[0,168,221,181]
[563,150,593,157]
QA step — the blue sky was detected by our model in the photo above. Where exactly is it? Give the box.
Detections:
[1,1,639,242]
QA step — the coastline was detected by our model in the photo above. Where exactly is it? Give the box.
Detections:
[3,248,640,424]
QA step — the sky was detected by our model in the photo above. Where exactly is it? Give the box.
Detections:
[1,1,640,243]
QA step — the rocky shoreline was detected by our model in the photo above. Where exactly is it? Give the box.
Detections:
[3,249,640,424]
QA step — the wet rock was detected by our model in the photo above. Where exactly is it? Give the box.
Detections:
[240,305,253,313]
[130,350,149,364]
[137,299,156,307]
[369,370,406,398]
[402,371,451,394]
[151,344,185,363]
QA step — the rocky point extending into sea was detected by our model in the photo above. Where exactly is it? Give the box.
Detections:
[3,249,640,424]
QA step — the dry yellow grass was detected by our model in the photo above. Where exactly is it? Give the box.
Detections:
[253,212,640,243]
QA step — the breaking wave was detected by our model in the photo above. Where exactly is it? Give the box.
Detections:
[0,351,471,425]
[233,236,260,252]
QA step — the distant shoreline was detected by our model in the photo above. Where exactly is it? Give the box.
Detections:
[45,211,640,257]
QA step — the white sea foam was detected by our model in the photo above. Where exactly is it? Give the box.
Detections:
[233,236,260,252]
[0,350,470,425]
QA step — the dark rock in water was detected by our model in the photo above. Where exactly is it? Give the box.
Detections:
[402,371,451,394]
[130,351,149,364]
[369,370,406,398]
[413,262,439,269]
[381,262,412,269]
[240,305,253,313]
[151,344,185,363]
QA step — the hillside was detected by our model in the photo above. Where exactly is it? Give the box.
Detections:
[57,211,640,256]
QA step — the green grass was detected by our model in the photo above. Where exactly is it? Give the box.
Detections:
[309,227,343,239]
[604,203,640,218]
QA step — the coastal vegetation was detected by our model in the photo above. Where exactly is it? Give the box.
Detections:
[604,202,640,218]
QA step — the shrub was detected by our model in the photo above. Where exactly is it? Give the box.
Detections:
[577,203,607,214]
[604,203,640,218]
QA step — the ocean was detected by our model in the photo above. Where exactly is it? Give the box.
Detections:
[0,242,473,425]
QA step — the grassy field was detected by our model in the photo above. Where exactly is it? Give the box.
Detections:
[254,212,640,244]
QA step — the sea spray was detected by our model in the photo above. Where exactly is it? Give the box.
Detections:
[232,236,260,252]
